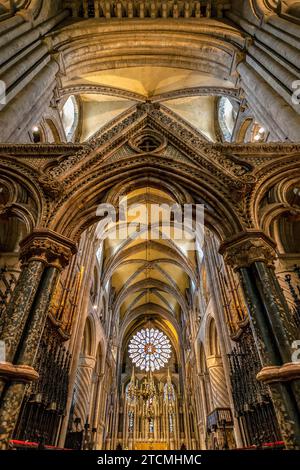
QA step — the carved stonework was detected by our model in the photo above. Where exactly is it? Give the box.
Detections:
[38,173,66,198]
[60,84,145,102]
[146,104,253,178]
[47,103,255,188]
[63,0,217,19]
[257,363,300,384]
[219,231,277,270]
[19,229,77,270]
[0,204,13,218]
[49,107,147,178]
[60,84,239,104]
[0,363,39,383]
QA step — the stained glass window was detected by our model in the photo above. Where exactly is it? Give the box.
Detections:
[169,414,174,434]
[164,381,176,403]
[128,411,134,433]
[128,328,171,372]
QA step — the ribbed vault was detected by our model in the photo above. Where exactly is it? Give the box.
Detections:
[97,186,198,337]
[50,17,244,142]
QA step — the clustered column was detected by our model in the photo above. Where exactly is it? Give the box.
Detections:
[0,229,77,450]
[220,230,300,449]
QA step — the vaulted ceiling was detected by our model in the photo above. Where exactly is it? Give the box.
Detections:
[98,186,200,331]
[59,63,238,331]
[62,66,236,142]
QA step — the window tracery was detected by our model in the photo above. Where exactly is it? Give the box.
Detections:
[128,328,172,372]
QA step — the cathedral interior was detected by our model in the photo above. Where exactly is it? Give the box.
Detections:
[0,0,300,452]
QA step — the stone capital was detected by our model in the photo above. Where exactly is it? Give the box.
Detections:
[19,229,77,270]
[0,362,39,383]
[219,230,277,271]
[256,363,300,384]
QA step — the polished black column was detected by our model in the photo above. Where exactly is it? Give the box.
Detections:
[0,229,77,450]
[220,231,300,449]
[239,265,300,448]
[0,260,44,397]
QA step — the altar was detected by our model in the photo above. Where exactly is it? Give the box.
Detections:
[134,441,168,450]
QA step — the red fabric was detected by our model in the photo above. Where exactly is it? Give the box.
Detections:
[10,439,70,450]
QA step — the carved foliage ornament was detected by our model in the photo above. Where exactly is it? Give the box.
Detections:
[38,173,66,199]
[219,231,277,270]
[19,230,77,270]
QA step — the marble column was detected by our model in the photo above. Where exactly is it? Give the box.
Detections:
[0,261,44,368]
[220,230,300,449]
[0,229,77,450]
[0,257,46,399]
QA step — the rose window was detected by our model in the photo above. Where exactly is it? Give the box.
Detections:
[128,328,172,372]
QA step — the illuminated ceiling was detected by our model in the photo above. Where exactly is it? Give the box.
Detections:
[67,65,234,331]
[62,66,236,142]
[98,187,200,332]
[72,66,233,96]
